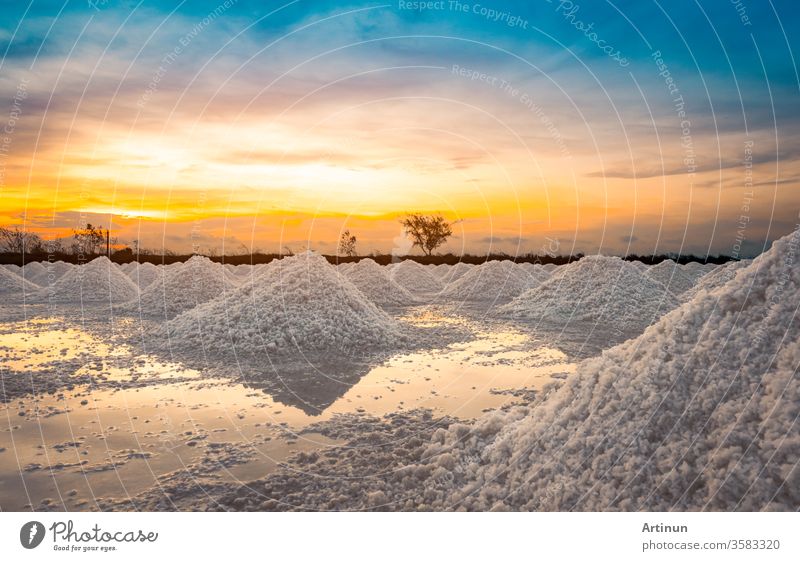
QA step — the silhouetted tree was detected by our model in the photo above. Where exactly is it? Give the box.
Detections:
[72,224,106,255]
[400,213,453,256]
[338,229,357,257]
[0,226,43,254]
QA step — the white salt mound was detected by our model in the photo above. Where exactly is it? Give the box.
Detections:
[125,261,162,291]
[518,262,552,285]
[164,253,407,359]
[0,265,39,294]
[683,261,710,279]
[342,258,416,307]
[388,260,443,293]
[33,256,138,303]
[22,261,48,285]
[47,261,74,283]
[499,255,679,334]
[21,261,73,286]
[435,262,475,286]
[426,231,800,511]
[223,265,242,285]
[644,259,698,296]
[681,259,751,302]
[128,255,235,318]
[430,264,449,278]
[233,264,253,277]
[220,264,253,286]
[440,260,537,302]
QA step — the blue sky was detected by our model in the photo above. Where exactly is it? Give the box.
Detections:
[1,1,798,256]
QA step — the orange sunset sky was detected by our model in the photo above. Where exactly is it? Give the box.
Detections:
[1,1,799,257]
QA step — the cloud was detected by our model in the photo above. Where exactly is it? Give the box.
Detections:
[585,146,800,180]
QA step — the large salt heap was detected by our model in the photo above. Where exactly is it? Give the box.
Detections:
[643,259,698,296]
[218,264,253,286]
[32,256,139,304]
[233,264,253,278]
[517,262,552,286]
[342,258,416,307]
[388,259,443,294]
[0,265,39,295]
[423,231,800,511]
[48,261,74,283]
[164,252,407,360]
[499,255,678,334]
[683,261,712,280]
[681,259,751,302]
[440,260,537,302]
[435,262,475,287]
[128,255,235,318]
[20,260,73,286]
[125,261,162,292]
[21,261,48,286]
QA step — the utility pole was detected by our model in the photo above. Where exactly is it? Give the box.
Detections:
[106,229,110,257]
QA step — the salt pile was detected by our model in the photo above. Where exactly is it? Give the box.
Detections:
[430,264,448,277]
[33,256,139,303]
[435,262,474,286]
[440,260,537,302]
[218,264,252,285]
[518,262,551,285]
[233,264,253,277]
[125,261,162,291]
[47,261,74,283]
[164,252,407,359]
[226,267,244,284]
[681,259,751,302]
[128,255,235,318]
[342,258,416,307]
[388,260,443,293]
[499,256,678,334]
[337,261,355,271]
[422,231,800,511]
[683,261,710,280]
[643,259,698,296]
[0,265,39,294]
[20,260,73,286]
[21,261,48,285]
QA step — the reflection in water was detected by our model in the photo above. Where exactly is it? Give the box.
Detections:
[0,318,126,370]
[0,310,574,511]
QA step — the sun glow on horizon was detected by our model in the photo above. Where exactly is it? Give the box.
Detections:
[0,2,797,257]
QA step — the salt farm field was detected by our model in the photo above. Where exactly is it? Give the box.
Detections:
[1,232,798,512]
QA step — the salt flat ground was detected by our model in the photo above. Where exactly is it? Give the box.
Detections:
[4,249,791,512]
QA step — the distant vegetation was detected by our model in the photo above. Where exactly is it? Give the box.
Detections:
[0,223,738,266]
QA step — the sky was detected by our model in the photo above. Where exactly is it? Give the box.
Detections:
[0,0,799,257]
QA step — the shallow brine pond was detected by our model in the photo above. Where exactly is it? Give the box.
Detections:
[0,310,574,510]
